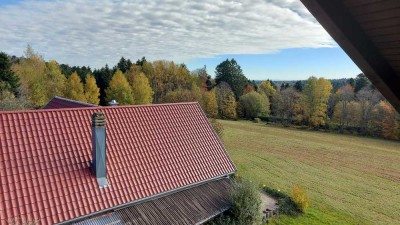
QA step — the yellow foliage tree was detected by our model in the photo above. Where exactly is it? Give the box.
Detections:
[142,60,195,103]
[84,74,100,105]
[126,65,143,85]
[258,80,276,98]
[201,90,218,118]
[303,77,333,127]
[216,82,237,120]
[65,72,86,102]
[46,60,66,99]
[105,69,134,105]
[161,83,201,104]
[131,72,153,105]
[11,45,48,107]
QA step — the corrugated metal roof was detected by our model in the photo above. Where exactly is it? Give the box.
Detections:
[0,102,236,224]
[42,96,97,109]
[74,178,232,225]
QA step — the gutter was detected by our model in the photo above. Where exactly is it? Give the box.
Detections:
[56,173,233,225]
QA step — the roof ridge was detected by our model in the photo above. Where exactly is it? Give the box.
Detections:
[0,102,200,114]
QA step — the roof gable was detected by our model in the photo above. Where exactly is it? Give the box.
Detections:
[0,102,236,224]
[43,96,97,109]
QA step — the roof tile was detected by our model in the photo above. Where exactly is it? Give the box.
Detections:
[0,103,235,224]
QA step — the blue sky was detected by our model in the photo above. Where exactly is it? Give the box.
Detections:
[187,48,361,80]
[0,0,361,81]
[0,0,21,6]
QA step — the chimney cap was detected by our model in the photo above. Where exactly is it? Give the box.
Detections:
[109,100,118,106]
[91,112,106,127]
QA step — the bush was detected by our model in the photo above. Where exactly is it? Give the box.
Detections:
[208,214,236,225]
[254,118,261,123]
[208,179,261,225]
[278,196,302,216]
[291,185,310,212]
[230,179,261,225]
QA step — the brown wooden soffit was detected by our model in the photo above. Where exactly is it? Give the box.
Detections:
[73,178,232,225]
[300,0,400,113]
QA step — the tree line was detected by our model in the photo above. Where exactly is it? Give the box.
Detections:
[0,47,398,140]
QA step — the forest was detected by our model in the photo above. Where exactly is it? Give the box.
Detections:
[0,46,399,140]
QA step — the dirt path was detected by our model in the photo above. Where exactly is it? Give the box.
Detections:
[260,192,278,215]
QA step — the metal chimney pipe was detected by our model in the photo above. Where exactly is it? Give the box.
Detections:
[109,99,118,106]
[91,112,110,188]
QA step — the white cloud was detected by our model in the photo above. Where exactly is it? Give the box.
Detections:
[0,0,335,68]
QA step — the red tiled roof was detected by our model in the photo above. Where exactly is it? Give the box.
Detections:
[43,96,97,109]
[0,102,236,224]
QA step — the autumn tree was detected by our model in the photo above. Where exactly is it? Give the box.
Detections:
[332,84,354,132]
[11,46,48,107]
[192,66,212,92]
[371,101,398,140]
[105,69,134,105]
[215,59,248,99]
[244,84,254,94]
[162,83,201,104]
[162,88,194,103]
[216,82,237,119]
[238,92,270,119]
[258,80,276,98]
[64,72,86,102]
[84,74,100,105]
[126,65,143,85]
[346,101,361,127]
[0,52,20,94]
[201,90,218,118]
[129,72,153,105]
[303,77,333,127]
[45,60,66,99]
[272,87,302,123]
[356,87,381,134]
[142,60,194,103]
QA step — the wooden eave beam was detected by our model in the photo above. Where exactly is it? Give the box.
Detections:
[300,0,400,113]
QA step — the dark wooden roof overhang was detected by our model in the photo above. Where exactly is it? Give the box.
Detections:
[72,178,232,225]
[300,0,400,113]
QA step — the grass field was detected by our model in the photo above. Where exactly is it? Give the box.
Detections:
[221,120,400,225]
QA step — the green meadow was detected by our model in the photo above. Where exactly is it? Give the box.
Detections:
[222,120,400,225]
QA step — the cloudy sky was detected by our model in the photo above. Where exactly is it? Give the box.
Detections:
[0,0,361,80]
